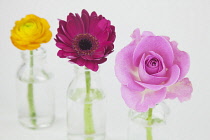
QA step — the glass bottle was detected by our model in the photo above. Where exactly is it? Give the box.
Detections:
[16,47,54,129]
[128,102,170,140]
[67,66,106,140]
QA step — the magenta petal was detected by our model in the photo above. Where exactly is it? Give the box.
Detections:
[67,13,75,21]
[92,51,105,58]
[121,85,166,112]
[108,25,116,42]
[94,19,110,36]
[56,34,72,46]
[57,50,66,58]
[171,41,190,80]
[97,30,109,43]
[115,43,145,92]
[98,19,110,31]
[57,50,77,59]
[166,78,192,102]
[85,61,99,71]
[69,57,86,66]
[94,58,107,64]
[55,10,116,72]
[56,42,75,52]
[133,36,174,68]
[59,20,73,40]
[66,18,82,38]
[81,9,90,33]
[75,14,85,33]
[89,12,100,34]
[104,44,114,56]
[81,55,93,60]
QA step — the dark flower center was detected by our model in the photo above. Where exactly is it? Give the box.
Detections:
[72,33,99,55]
[79,39,92,50]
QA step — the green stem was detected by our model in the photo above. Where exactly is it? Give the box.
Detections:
[146,108,153,140]
[84,68,95,136]
[27,50,37,127]
[146,127,153,140]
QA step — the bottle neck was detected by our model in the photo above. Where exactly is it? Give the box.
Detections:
[21,47,46,66]
[74,66,100,75]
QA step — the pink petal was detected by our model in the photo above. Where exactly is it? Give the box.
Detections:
[133,36,174,68]
[148,51,166,76]
[115,43,145,92]
[135,80,164,91]
[162,36,170,41]
[171,41,190,80]
[135,88,166,112]
[121,85,166,112]
[164,64,180,86]
[141,31,154,37]
[121,85,141,110]
[138,53,168,85]
[136,65,180,90]
[130,28,141,45]
[166,78,192,102]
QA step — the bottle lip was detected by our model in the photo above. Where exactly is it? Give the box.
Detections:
[21,47,46,59]
[73,65,101,73]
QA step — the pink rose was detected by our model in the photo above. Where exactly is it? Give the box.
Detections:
[115,29,193,112]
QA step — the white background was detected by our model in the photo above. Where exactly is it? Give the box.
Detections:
[0,0,209,139]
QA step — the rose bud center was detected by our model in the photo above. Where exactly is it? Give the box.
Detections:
[145,57,162,75]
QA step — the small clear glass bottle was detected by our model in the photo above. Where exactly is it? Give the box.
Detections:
[67,66,106,140]
[128,102,170,140]
[16,47,54,129]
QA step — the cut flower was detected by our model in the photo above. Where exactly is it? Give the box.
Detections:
[115,29,193,112]
[55,9,116,71]
[11,14,52,50]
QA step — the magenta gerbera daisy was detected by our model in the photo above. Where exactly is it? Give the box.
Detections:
[55,9,116,71]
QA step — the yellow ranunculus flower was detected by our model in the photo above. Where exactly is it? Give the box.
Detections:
[11,14,52,50]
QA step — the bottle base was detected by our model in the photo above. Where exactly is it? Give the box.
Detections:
[67,133,105,140]
[18,117,54,129]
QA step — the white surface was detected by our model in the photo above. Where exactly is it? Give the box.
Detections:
[0,0,210,139]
